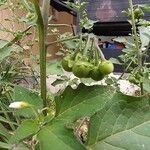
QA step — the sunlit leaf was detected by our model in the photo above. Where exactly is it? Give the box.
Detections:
[37,84,116,150]
[87,92,150,150]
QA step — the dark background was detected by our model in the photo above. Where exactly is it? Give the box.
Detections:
[85,0,150,36]
[86,0,150,22]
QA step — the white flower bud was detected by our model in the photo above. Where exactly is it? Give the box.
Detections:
[9,101,30,109]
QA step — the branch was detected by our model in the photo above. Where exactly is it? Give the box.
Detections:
[46,34,87,47]
[0,25,33,50]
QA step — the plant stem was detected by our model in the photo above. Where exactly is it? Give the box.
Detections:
[140,82,144,95]
[94,37,106,61]
[129,0,142,66]
[48,24,72,27]
[79,34,83,52]
[89,38,94,59]
[92,37,99,65]
[118,56,136,80]
[41,0,50,35]
[46,34,87,47]
[128,0,143,95]
[0,25,32,54]
[94,48,99,65]
[32,0,48,115]
[83,35,90,56]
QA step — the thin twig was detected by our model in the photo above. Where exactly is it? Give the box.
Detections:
[46,34,87,47]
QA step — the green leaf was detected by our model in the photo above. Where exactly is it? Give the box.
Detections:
[0,0,7,6]
[143,79,150,92]
[113,37,127,44]
[11,143,30,150]
[46,59,64,75]
[9,119,40,144]
[37,125,85,150]
[0,141,12,149]
[0,40,21,61]
[13,85,43,118]
[51,78,66,86]
[140,4,150,11]
[0,123,10,140]
[62,40,76,49]
[109,58,122,65]
[80,78,94,84]
[87,92,150,150]
[0,116,18,126]
[139,26,150,48]
[37,84,116,150]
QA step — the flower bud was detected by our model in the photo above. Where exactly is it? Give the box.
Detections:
[9,101,30,109]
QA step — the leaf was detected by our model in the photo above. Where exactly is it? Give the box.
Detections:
[46,59,64,75]
[9,119,40,144]
[143,33,150,39]
[140,4,150,11]
[80,78,94,84]
[113,37,127,44]
[143,79,150,92]
[0,116,18,125]
[37,84,116,150]
[0,141,11,149]
[62,40,76,49]
[0,123,10,140]
[11,143,30,150]
[139,26,150,48]
[87,92,150,150]
[37,125,85,150]
[0,40,21,61]
[13,85,43,118]
[51,78,66,86]
[105,78,114,85]
[0,0,7,6]
[109,58,122,65]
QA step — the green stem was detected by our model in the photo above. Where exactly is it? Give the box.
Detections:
[46,34,88,47]
[140,82,144,95]
[128,0,143,95]
[32,0,47,115]
[118,56,136,80]
[95,47,99,65]
[41,0,51,35]
[90,38,94,59]
[128,0,141,66]
[0,25,32,54]
[83,35,90,56]
[94,37,106,61]
[79,34,83,52]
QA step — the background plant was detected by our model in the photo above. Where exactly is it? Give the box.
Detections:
[114,0,150,94]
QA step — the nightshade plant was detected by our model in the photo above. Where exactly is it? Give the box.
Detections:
[114,0,150,94]
[0,0,150,150]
